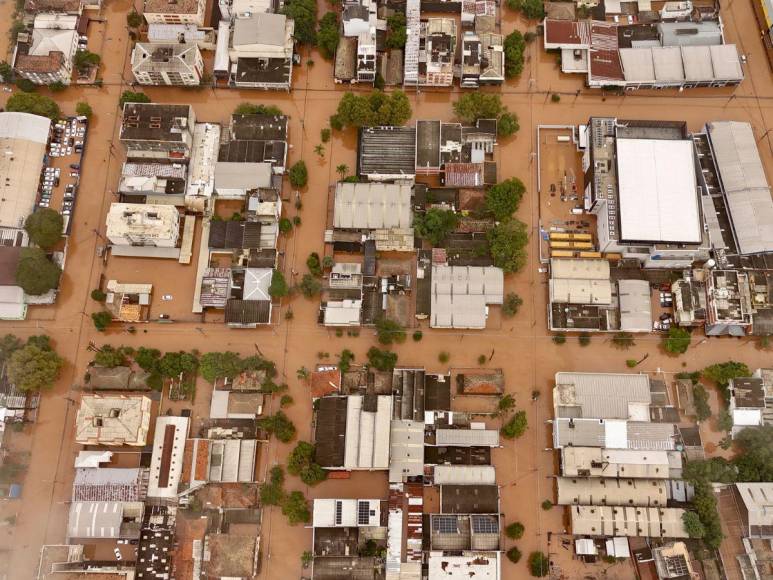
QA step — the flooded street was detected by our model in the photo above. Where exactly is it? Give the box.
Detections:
[0,0,770,575]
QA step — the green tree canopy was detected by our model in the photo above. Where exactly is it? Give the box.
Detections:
[503,30,526,78]
[498,112,520,138]
[199,351,244,383]
[127,10,143,27]
[453,93,505,124]
[269,270,290,298]
[73,50,100,72]
[505,521,525,539]
[93,345,131,368]
[335,91,412,129]
[367,347,398,371]
[260,411,297,442]
[702,361,750,402]
[282,490,311,524]
[693,384,712,422]
[298,274,322,298]
[260,465,286,505]
[91,311,112,331]
[0,335,22,365]
[611,331,635,349]
[119,90,150,108]
[487,219,528,273]
[414,209,459,246]
[662,327,691,354]
[75,101,93,119]
[528,552,549,577]
[501,410,528,439]
[376,318,406,345]
[287,441,328,485]
[288,160,308,188]
[682,511,705,538]
[6,92,60,120]
[15,247,61,295]
[734,425,773,482]
[7,340,63,392]
[506,0,545,19]
[159,351,198,378]
[502,293,523,317]
[24,208,63,249]
[135,347,161,373]
[317,12,339,59]
[385,13,407,48]
[282,0,316,44]
[485,178,526,221]
[234,103,282,116]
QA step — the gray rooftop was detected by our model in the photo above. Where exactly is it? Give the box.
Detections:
[334,182,413,230]
[554,372,651,420]
[359,126,416,177]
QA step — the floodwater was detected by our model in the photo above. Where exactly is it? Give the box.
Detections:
[0,0,771,575]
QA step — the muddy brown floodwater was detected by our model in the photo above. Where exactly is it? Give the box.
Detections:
[0,0,771,576]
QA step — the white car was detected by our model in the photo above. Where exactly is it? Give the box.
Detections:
[114,548,122,561]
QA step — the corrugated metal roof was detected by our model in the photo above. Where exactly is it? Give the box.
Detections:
[618,279,652,332]
[554,372,651,420]
[334,182,413,230]
[707,121,773,255]
[557,477,668,507]
[434,465,496,485]
[436,429,499,447]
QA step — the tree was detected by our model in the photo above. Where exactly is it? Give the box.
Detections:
[682,511,705,538]
[75,101,93,119]
[321,128,331,143]
[91,311,112,331]
[376,318,406,345]
[314,143,325,158]
[288,160,308,188]
[49,81,66,93]
[298,274,322,298]
[287,441,328,485]
[336,164,349,180]
[414,209,459,246]
[663,327,691,354]
[505,521,524,539]
[693,384,712,421]
[501,410,528,439]
[0,335,22,365]
[579,333,591,347]
[199,351,244,383]
[73,50,100,73]
[0,61,14,83]
[234,103,282,116]
[15,248,61,295]
[7,342,63,391]
[611,332,635,349]
[692,480,723,549]
[278,218,293,234]
[438,351,450,363]
[503,30,526,78]
[127,10,143,27]
[260,465,286,505]
[683,457,737,484]
[269,270,289,298]
[485,178,526,221]
[24,209,63,249]
[498,394,515,414]
[338,349,354,373]
[159,351,198,378]
[502,293,523,317]
[507,547,522,563]
[528,551,549,577]
[733,425,773,482]
[487,219,528,273]
[93,345,130,368]
[119,90,150,108]
[498,112,520,138]
[318,12,339,59]
[6,92,60,120]
[454,93,504,124]
[385,12,407,48]
[16,78,37,93]
[367,347,398,371]
[282,0,316,45]
[717,409,733,432]
[282,490,311,524]
[334,91,412,129]
[260,411,297,442]
[306,252,322,276]
[135,347,161,373]
[552,333,566,345]
[702,361,751,403]
[507,0,544,19]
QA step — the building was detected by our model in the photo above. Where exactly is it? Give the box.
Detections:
[213,161,273,198]
[227,12,295,89]
[652,542,695,579]
[427,514,501,578]
[147,416,189,501]
[314,395,392,470]
[728,377,766,436]
[553,418,678,450]
[430,265,504,329]
[131,42,204,86]
[37,545,135,580]
[334,182,413,231]
[13,14,78,85]
[542,19,743,90]
[389,419,424,482]
[435,428,499,447]
[560,447,679,479]
[120,103,195,160]
[182,436,259,486]
[72,467,147,502]
[705,269,773,336]
[704,121,773,257]
[86,365,151,391]
[219,114,289,174]
[67,501,144,540]
[582,117,710,267]
[358,126,417,180]
[570,505,689,538]
[336,0,383,84]
[313,498,382,528]
[460,31,504,87]
[386,483,423,580]
[223,268,273,327]
[557,477,669,507]
[118,162,188,199]
[0,249,27,321]
[417,18,457,87]
[733,483,773,538]
[74,394,152,446]
[433,465,496,485]
[553,372,653,420]
[143,0,207,26]
[104,280,152,322]
[106,203,181,248]
[320,263,364,327]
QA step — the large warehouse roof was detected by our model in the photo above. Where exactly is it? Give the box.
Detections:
[334,182,413,230]
[616,138,701,244]
[706,121,773,255]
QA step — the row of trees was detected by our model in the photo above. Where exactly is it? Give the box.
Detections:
[0,334,63,392]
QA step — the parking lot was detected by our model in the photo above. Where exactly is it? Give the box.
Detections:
[40,116,88,232]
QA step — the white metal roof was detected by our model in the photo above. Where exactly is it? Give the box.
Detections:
[616,138,701,243]
[147,416,189,499]
[343,395,392,469]
[434,465,496,485]
[707,121,773,255]
[735,483,773,530]
[427,552,499,579]
[430,266,504,329]
[618,279,652,332]
[554,372,651,420]
[389,420,424,482]
[334,182,413,230]
[313,498,382,527]
[435,428,499,447]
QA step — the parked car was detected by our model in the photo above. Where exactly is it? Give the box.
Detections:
[113,548,122,561]
[69,163,80,170]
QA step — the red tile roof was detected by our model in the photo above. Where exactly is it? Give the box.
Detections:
[311,368,341,398]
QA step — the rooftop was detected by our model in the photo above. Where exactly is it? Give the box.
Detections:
[120,103,192,143]
[334,182,413,230]
[430,265,504,329]
[557,477,668,507]
[74,395,152,446]
[204,534,259,578]
[570,505,688,538]
[147,415,188,499]
[144,0,201,15]
[554,372,651,420]
[358,126,416,177]
[440,485,499,513]
[735,483,773,536]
